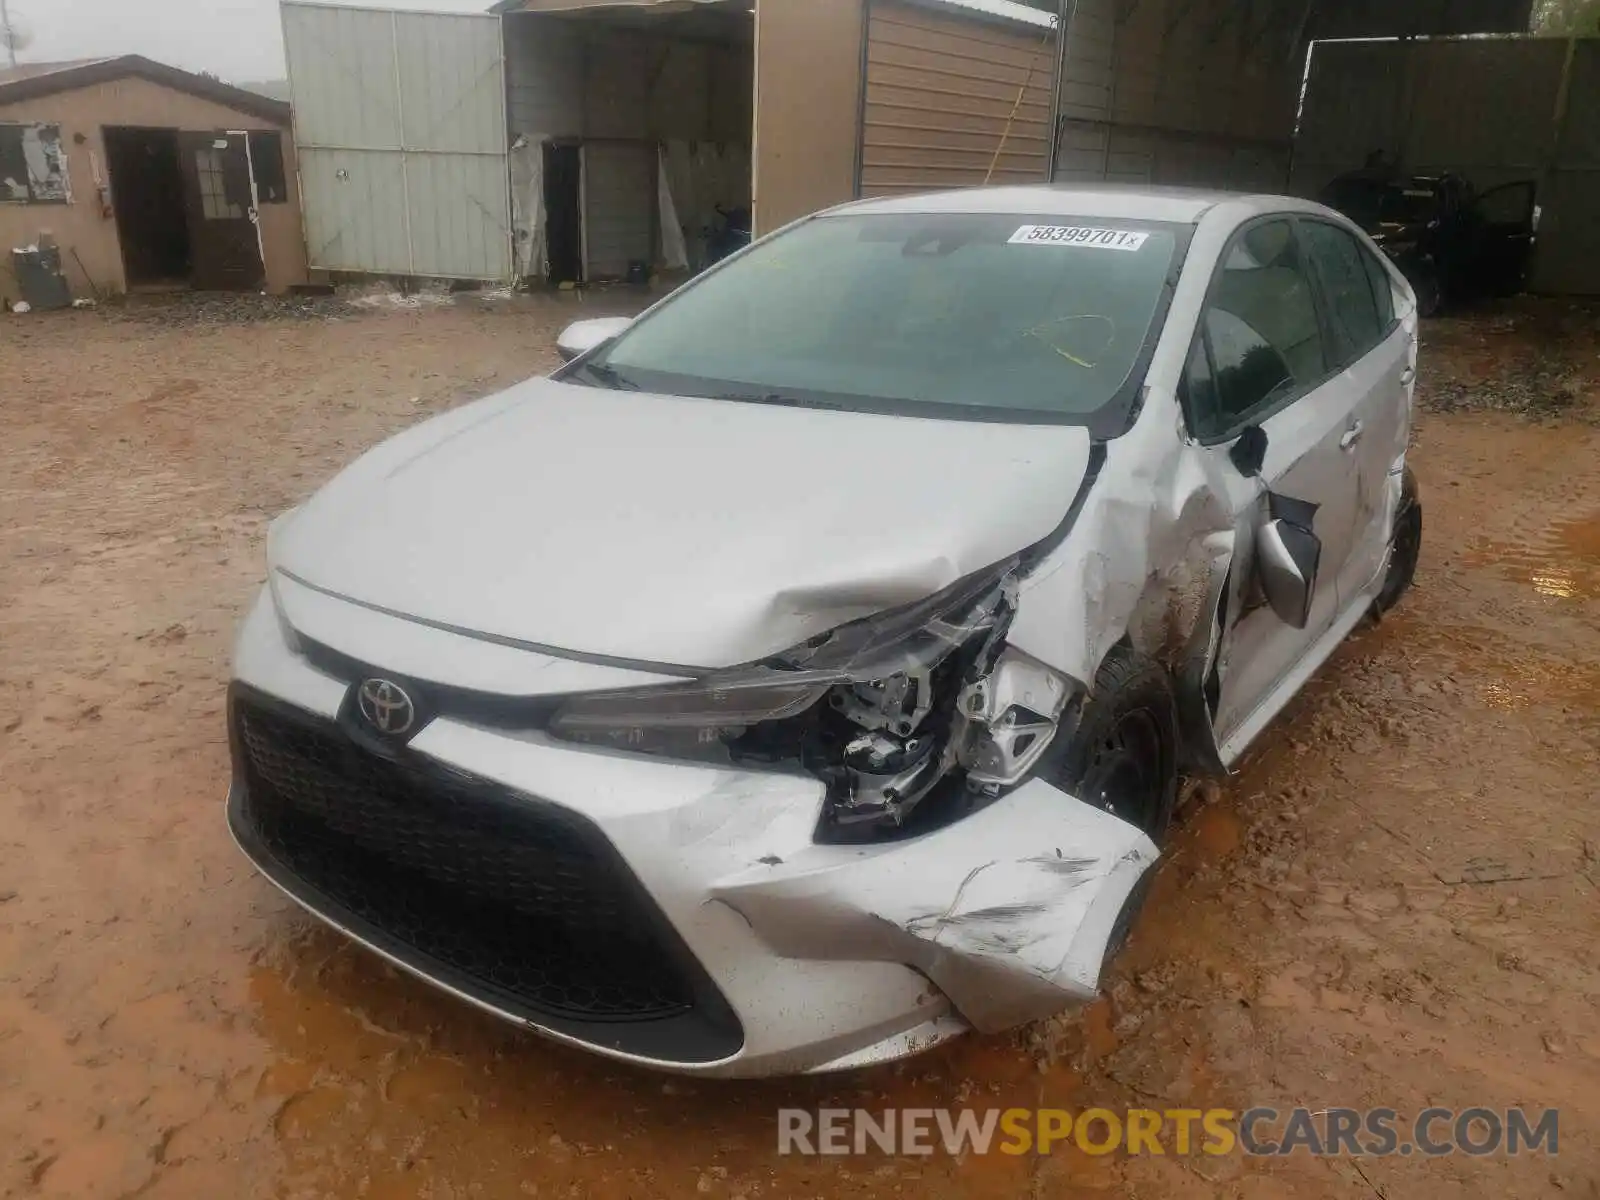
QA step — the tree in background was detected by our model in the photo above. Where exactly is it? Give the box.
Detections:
[1533,0,1600,34]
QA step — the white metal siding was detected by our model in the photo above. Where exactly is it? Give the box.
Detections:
[859,0,1058,195]
[505,15,585,136]
[284,2,512,280]
[584,141,654,279]
[1054,0,1299,190]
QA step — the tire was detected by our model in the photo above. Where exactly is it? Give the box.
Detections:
[1373,467,1423,617]
[1043,646,1181,961]
[1051,645,1181,844]
[1410,263,1443,318]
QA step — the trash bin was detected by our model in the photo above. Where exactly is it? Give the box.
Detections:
[11,243,72,311]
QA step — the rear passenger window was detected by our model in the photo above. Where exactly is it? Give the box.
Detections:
[1361,242,1395,329]
[1302,221,1383,363]
[1189,219,1328,439]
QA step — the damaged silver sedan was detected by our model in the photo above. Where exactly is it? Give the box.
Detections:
[227,185,1422,1076]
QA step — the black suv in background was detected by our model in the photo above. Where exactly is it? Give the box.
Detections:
[1319,167,1538,315]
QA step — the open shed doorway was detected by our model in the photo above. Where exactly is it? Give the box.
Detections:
[544,142,583,285]
[104,126,192,288]
[502,0,754,284]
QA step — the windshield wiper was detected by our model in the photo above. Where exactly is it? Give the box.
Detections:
[573,360,639,391]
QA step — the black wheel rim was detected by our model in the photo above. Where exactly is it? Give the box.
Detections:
[1080,707,1166,834]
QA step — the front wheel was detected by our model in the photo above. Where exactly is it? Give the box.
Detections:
[1043,646,1180,961]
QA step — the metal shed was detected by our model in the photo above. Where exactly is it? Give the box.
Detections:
[281,0,1554,284]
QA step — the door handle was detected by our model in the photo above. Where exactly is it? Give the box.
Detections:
[1340,421,1365,451]
[1400,367,1416,386]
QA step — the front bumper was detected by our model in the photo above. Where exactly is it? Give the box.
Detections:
[229,589,1157,1077]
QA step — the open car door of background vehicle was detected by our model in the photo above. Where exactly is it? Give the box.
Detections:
[178,131,265,291]
[1472,181,1538,297]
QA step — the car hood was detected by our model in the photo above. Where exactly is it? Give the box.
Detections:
[270,378,1095,671]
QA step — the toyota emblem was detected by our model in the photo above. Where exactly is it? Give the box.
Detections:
[357,678,416,736]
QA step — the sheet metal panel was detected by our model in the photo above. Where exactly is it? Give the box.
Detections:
[1403,38,1564,186]
[1056,0,1114,122]
[860,0,1057,195]
[283,2,512,280]
[584,141,655,279]
[395,12,510,154]
[1533,41,1600,295]
[1289,40,1409,196]
[297,147,410,275]
[1052,0,1299,189]
[505,14,586,135]
[1294,37,1564,193]
[1293,35,1600,294]
[282,4,403,151]
[405,152,517,279]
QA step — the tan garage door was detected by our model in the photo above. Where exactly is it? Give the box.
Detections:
[859,0,1057,196]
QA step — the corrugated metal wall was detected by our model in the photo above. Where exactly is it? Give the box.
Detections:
[1054,0,1301,190]
[1539,41,1600,295]
[1291,36,1600,294]
[1292,38,1565,197]
[858,0,1057,195]
[582,142,655,279]
[283,3,512,280]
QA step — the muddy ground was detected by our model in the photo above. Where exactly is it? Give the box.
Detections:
[1,290,1597,1199]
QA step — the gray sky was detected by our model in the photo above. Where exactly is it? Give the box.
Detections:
[13,0,488,83]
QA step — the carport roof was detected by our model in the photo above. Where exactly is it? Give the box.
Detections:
[0,55,292,125]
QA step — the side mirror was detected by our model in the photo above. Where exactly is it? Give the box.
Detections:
[556,316,633,363]
[1230,424,1268,478]
[1257,508,1321,630]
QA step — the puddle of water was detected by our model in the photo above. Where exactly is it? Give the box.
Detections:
[1465,512,1600,602]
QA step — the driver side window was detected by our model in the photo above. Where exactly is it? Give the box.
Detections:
[1185,219,1329,441]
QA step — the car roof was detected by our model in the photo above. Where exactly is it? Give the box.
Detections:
[829,184,1313,225]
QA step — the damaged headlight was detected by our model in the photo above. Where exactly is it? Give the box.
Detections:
[550,561,1061,835]
[547,676,832,761]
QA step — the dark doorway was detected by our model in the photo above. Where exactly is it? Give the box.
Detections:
[177,131,266,291]
[545,142,583,285]
[104,127,192,287]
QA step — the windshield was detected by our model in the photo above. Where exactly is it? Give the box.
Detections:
[579,212,1185,424]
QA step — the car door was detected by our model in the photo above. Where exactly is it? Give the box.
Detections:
[1298,217,1414,610]
[1471,181,1538,297]
[1178,216,1366,747]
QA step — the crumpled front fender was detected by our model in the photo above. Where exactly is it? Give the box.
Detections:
[712,781,1157,1033]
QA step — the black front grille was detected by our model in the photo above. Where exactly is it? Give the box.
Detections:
[228,686,742,1062]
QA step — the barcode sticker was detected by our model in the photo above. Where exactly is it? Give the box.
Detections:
[1008,225,1150,252]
